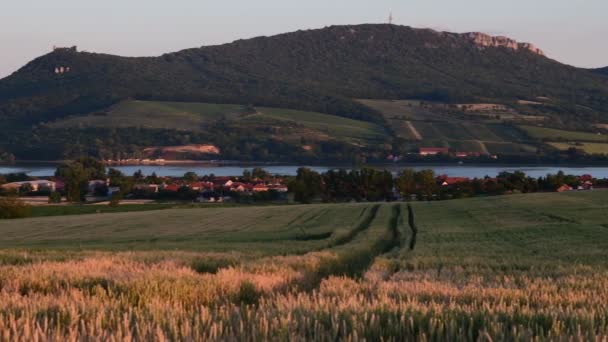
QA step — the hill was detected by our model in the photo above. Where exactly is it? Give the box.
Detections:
[2,24,608,162]
[595,67,608,76]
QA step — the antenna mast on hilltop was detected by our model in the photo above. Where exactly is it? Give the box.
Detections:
[388,11,393,25]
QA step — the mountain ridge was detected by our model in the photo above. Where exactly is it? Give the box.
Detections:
[3,24,608,123]
[1,24,608,162]
[595,67,608,76]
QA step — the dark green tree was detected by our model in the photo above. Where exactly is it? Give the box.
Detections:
[289,168,322,204]
[55,157,107,202]
[183,172,199,182]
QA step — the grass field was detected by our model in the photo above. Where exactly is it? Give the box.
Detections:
[548,141,608,154]
[243,107,386,142]
[48,100,386,144]
[49,100,248,131]
[357,99,541,154]
[1,192,607,339]
[0,204,377,253]
[521,125,608,142]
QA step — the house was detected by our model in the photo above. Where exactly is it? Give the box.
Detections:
[162,184,180,192]
[556,184,573,193]
[268,185,289,192]
[88,179,108,193]
[228,182,252,193]
[108,187,121,196]
[1,180,56,192]
[189,181,214,191]
[579,174,593,183]
[253,184,269,192]
[419,147,449,156]
[455,152,484,158]
[579,181,594,191]
[133,184,160,193]
[438,176,470,186]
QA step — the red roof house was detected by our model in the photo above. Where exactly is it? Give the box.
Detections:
[420,147,449,156]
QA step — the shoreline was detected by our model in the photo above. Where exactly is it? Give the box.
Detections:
[5,160,608,168]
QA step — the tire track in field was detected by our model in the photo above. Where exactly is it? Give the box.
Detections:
[328,204,381,247]
[314,204,402,279]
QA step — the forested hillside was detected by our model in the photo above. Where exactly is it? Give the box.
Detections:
[1,24,608,162]
[595,67,608,76]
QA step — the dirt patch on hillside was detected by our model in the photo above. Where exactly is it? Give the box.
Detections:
[143,144,221,157]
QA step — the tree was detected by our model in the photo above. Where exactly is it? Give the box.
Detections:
[415,169,437,199]
[396,169,416,199]
[289,168,321,204]
[251,168,269,180]
[133,169,144,181]
[108,168,125,185]
[55,157,107,202]
[183,172,198,182]
[48,191,62,204]
[242,169,252,182]
[0,197,31,219]
[19,183,34,195]
[109,192,122,207]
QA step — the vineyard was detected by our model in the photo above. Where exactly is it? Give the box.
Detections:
[0,191,607,340]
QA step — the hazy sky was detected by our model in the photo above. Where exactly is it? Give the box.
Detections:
[1,0,607,78]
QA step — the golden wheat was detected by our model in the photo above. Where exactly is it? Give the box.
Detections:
[0,252,606,341]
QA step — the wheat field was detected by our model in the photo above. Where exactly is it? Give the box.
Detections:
[1,192,607,340]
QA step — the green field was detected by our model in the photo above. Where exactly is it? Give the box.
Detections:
[243,107,386,142]
[2,192,607,265]
[0,203,377,253]
[1,192,608,339]
[357,99,443,121]
[548,142,608,154]
[48,100,386,144]
[409,191,608,268]
[521,125,608,142]
[357,99,542,154]
[49,100,248,131]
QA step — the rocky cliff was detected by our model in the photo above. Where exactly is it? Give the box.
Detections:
[464,32,544,56]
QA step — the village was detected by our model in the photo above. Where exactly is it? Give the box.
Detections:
[0,170,289,205]
[0,162,602,207]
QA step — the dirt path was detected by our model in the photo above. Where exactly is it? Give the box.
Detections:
[405,121,423,141]
[476,140,490,154]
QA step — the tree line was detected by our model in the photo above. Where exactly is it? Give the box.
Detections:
[288,167,604,204]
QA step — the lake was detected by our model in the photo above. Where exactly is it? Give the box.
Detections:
[3,163,608,178]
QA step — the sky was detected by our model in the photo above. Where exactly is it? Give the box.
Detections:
[1,0,607,78]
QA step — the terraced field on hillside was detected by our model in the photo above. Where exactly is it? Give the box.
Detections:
[48,100,386,144]
[521,125,608,142]
[548,142,608,154]
[359,99,539,155]
[48,100,248,131]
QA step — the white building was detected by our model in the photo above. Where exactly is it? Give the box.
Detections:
[1,180,56,192]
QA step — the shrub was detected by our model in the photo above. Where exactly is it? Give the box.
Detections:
[0,197,31,219]
[235,281,260,305]
[109,193,122,207]
[48,192,62,204]
[190,258,236,274]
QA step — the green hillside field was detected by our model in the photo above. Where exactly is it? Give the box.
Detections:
[548,142,608,154]
[47,100,386,144]
[48,101,247,131]
[358,98,539,155]
[521,125,608,142]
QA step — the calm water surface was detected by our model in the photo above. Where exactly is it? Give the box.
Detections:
[3,163,608,178]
